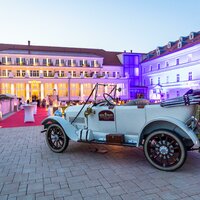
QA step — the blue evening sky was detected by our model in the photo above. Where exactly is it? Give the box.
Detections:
[1,0,200,53]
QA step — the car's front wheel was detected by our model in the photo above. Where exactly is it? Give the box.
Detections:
[46,124,69,153]
[144,130,187,171]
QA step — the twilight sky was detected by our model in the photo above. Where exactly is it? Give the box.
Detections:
[1,0,200,53]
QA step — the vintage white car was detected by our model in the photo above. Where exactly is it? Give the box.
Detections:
[41,84,200,171]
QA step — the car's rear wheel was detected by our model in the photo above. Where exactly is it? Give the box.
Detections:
[144,130,187,171]
[46,124,69,153]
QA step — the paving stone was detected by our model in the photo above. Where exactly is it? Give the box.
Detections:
[27,182,44,194]
[1,183,20,195]
[80,187,98,198]
[68,181,86,190]
[83,193,112,200]
[44,183,60,192]
[16,194,35,200]
[106,186,126,197]
[54,188,71,198]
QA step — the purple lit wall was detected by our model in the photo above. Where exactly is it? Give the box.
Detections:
[123,53,147,99]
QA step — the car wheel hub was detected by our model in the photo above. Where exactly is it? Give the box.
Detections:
[159,146,169,155]
[52,134,59,141]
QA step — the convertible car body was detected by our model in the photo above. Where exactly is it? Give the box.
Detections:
[41,84,200,171]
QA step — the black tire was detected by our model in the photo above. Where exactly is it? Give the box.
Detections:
[46,124,69,153]
[144,130,187,171]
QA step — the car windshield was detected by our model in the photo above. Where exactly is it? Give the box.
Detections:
[93,83,118,102]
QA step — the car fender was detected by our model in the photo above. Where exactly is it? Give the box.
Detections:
[140,116,200,148]
[41,116,78,141]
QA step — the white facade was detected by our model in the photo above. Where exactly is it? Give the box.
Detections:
[0,46,129,101]
[141,42,200,100]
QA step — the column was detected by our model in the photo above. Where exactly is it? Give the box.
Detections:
[80,84,84,101]
[54,83,58,93]
[40,83,44,100]
[11,83,15,95]
[26,83,30,100]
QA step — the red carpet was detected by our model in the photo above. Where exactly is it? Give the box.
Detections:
[0,107,48,128]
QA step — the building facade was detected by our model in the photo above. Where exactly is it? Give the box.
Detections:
[141,31,200,101]
[0,42,145,102]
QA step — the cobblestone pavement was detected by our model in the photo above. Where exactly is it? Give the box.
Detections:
[0,126,200,200]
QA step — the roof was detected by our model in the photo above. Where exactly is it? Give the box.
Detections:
[142,31,200,63]
[0,43,122,66]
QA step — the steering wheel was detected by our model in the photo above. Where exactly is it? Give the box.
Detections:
[103,93,115,106]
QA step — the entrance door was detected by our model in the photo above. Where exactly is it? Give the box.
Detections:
[31,82,40,101]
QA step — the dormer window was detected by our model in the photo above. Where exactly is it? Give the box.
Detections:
[179,37,184,42]
[167,42,171,48]
[189,32,194,40]
[177,41,182,48]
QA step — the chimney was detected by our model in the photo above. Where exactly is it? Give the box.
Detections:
[28,40,31,54]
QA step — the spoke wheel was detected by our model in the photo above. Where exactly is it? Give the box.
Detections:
[46,124,69,153]
[144,130,187,171]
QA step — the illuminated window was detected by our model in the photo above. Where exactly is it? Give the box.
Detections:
[166,76,169,83]
[48,71,53,77]
[43,59,47,65]
[83,83,92,96]
[15,83,25,98]
[188,72,192,81]
[22,70,26,77]
[43,71,47,77]
[1,83,11,94]
[158,77,160,84]
[30,70,39,77]
[60,71,64,77]
[55,59,59,65]
[167,92,169,99]
[176,74,180,82]
[30,58,34,65]
[44,83,54,96]
[80,60,83,66]
[176,59,179,65]
[2,70,6,76]
[2,57,6,64]
[16,58,20,65]
[35,58,39,65]
[16,70,20,77]
[150,78,153,85]
[58,83,68,96]
[71,83,80,96]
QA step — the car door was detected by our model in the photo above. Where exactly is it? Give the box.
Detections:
[115,105,146,135]
[87,105,116,133]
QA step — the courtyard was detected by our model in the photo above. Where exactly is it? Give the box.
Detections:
[0,126,200,200]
